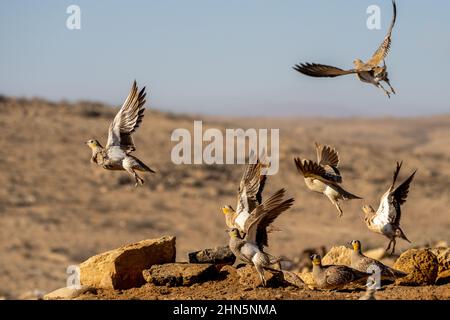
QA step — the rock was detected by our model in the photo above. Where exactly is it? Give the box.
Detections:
[365,248,386,261]
[236,265,285,288]
[187,246,236,265]
[44,285,96,300]
[431,247,450,285]
[322,246,352,266]
[435,269,450,285]
[430,247,450,273]
[394,248,439,286]
[298,272,316,290]
[143,263,218,287]
[80,236,176,290]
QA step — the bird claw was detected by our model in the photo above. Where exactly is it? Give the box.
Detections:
[134,176,144,187]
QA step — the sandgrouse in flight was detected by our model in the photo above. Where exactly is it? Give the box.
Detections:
[294,143,361,217]
[85,81,155,187]
[294,0,397,98]
[362,161,416,254]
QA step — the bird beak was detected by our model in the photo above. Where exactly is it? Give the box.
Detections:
[84,141,89,145]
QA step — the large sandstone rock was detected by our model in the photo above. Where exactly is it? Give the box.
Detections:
[236,265,285,288]
[430,247,450,285]
[322,246,352,266]
[143,263,218,286]
[435,269,450,285]
[188,246,236,265]
[80,236,176,290]
[394,248,439,286]
[44,285,96,300]
[430,247,450,273]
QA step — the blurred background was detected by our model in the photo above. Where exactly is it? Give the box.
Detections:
[1,0,450,116]
[0,0,449,299]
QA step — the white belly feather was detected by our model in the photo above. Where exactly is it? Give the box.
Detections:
[235,210,250,231]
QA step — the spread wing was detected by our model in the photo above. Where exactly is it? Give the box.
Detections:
[105,80,147,153]
[367,0,397,67]
[315,143,340,167]
[293,63,357,78]
[392,169,416,225]
[236,153,267,215]
[244,189,294,248]
[294,158,340,184]
[315,143,342,182]
[374,162,415,226]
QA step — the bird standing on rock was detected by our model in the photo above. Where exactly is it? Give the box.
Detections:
[85,81,155,187]
[362,161,416,254]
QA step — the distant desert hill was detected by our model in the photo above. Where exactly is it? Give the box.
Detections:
[0,96,449,298]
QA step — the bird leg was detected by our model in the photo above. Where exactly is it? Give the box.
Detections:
[125,167,144,187]
[377,83,391,98]
[333,200,343,218]
[390,239,397,255]
[255,265,267,287]
[385,79,396,95]
[386,240,392,252]
[134,172,144,187]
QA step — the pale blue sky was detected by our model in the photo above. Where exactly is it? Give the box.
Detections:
[1,0,449,116]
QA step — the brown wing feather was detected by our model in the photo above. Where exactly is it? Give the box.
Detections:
[393,169,416,225]
[256,197,294,248]
[367,0,397,67]
[315,143,340,167]
[236,156,267,214]
[390,161,402,192]
[244,189,293,247]
[294,158,338,185]
[106,80,147,152]
[293,63,357,78]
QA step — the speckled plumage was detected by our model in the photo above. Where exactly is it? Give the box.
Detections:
[222,153,294,249]
[362,162,416,254]
[293,0,397,98]
[294,143,361,217]
[311,254,370,290]
[85,81,155,187]
[227,188,294,287]
[350,240,407,281]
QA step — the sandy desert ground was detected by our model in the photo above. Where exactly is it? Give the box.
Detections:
[0,96,449,299]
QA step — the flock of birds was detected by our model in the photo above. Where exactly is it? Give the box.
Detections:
[222,150,415,291]
[84,0,414,294]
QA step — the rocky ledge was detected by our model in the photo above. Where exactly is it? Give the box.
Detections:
[42,236,450,300]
